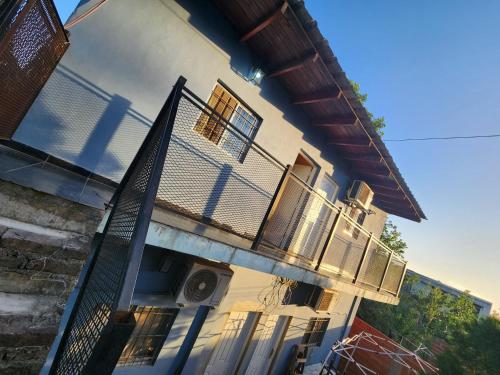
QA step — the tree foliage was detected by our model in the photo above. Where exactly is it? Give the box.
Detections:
[350,80,386,137]
[380,220,407,257]
[437,315,500,375]
[358,275,477,347]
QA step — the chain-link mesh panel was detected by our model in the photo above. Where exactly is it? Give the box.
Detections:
[51,85,180,375]
[261,174,336,262]
[358,242,391,288]
[381,257,405,294]
[319,215,369,281]
[0,0,68,139]
[156,93,284,240]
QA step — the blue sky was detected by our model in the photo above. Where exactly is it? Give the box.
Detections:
[307,1,500,310]
[54,1,499,310]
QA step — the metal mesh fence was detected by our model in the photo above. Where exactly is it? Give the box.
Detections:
[156,92,284,240]
[0,0,68,139]
[358,242,391,288]
[381,257,406,294]
[261,174,336,262]
[51,82,182,374]
[319,215,369,281]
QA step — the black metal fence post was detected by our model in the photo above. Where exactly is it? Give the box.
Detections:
[314,206,344,271]
[353,232,373,284]
[117,76,186,309]
[251,164,291,250]
[377,252,393,292]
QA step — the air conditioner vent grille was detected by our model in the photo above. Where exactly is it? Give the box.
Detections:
[317,291,334,312]
[184,269,218,302]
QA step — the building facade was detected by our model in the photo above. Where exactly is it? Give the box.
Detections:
[0,0,425,374]
[406,270,492,318]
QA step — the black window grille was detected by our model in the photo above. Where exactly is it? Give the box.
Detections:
[302,318,330,347]
[118,306,179,367]
[193,83,260,162]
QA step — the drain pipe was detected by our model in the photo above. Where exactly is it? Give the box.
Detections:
[169,306,210,375]
[331,295,359,370]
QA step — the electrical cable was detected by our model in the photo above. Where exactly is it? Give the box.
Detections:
[384,134,500,142]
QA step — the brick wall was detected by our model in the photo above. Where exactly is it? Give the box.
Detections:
[0,180,102,375]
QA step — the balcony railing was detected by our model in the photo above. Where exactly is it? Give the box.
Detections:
[155,84,407,297]
[50,77,406,373]
[0,0,69,139]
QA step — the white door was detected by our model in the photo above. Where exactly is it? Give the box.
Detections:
[244,315,289,375]
[205,312,257,375]
[291,175,339,258]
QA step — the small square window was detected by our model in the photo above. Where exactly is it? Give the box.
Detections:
[117,306,178,367]
[193,83,261,162]
[302,318,330,347]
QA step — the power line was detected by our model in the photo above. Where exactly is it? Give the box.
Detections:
[384,134,500,142]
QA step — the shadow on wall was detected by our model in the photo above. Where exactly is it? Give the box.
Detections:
[13,64,153,181]
[174,0,352,192]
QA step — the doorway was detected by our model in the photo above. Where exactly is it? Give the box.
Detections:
[243,315,290,375]
[262,152,318,255]
[204,312,259,375]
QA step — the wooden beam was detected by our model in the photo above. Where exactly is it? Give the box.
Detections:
[371,183,400,192]
[376,199,412,210]
[240,1,288,42]
[355,167,391,178]
[311,116,359,127]
[328,137,371,147]
[344,155,383,164]
[374,191,407,201]
[267,51,319,78]
[293,88,342,105]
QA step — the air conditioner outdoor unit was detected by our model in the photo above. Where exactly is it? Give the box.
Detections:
[175,260,233,307]
[307,286,339,313]
[347,180,374,210]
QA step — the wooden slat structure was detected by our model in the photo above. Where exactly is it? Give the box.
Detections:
[214,0,425,222]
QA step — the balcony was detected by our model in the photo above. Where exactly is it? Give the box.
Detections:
[152,85,407,297]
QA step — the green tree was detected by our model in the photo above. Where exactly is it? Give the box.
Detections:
[437,315,500,375]
[350,80,386,137]
[358,276,477,346]
[379,220,407,257]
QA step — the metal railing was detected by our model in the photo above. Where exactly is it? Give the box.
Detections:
[49,77,406,374]
[155,85,407,297]
[0,0,69,139]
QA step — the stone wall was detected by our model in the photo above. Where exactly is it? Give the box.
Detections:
[0,180,103,374]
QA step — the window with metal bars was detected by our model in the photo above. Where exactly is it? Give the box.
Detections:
[301,318,330,347]
[344,207,366,240]
[193,83,261,162]
[117,306,179,367]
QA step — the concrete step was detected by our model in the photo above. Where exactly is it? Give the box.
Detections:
[0,269,75,297]
[0,293,61,349]
[0,179,102,235]
[0,247,84,276]
[0,223,92,261]
[0,355,46,375]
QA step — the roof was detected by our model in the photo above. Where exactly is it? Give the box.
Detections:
[213,0,426,222]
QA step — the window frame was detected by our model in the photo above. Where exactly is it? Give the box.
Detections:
[193,80,262,163]
[301,317,330,347]
[117,306,179,367]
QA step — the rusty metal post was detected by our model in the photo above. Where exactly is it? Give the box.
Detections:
[315,206,344,271]
[353,232,373,284]
[251,164,291,250]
